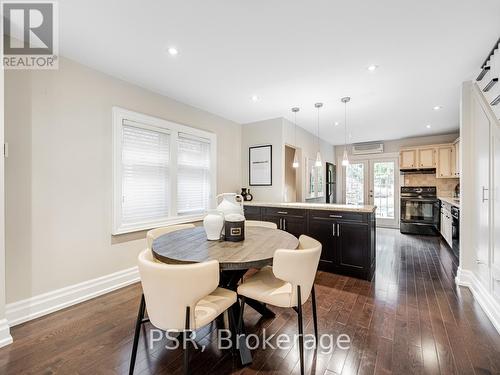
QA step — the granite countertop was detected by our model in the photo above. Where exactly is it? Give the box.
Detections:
[243,201,377,213]
[438,196,460,208]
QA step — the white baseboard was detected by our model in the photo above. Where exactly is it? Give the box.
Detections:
[6,266,140,327]
[0,319,13,348]
[456,267,500,335]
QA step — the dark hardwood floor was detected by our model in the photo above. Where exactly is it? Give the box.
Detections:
[1,228,500,374]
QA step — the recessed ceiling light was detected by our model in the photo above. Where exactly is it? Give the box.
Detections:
[367,64,378,71]
[426,124,432,129]
[433,105,443,111]
[334,121,340,126]
[167,47,178,56]
[251,95,260,102]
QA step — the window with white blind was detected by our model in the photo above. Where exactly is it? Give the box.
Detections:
[112,107,217,234]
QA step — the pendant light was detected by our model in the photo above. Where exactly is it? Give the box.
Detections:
[314,102,323,167]
[341,97,351,167]
[291,107,300,168]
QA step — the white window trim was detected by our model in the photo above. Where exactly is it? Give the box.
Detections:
[112,107,217,235]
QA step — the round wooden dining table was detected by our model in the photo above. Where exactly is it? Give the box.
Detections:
[151,225,299,270]
[151,225,299,365]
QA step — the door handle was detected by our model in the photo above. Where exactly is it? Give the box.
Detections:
[332,223,336,237]
[482,187,489,202]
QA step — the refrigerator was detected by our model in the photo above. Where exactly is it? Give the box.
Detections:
[326,162,336,203]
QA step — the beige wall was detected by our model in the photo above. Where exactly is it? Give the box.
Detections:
[4,58,242,303]
[241,119,284,202]
[334,132,460,161]
[241,118,335,203]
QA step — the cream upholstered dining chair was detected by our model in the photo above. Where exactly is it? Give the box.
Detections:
[245,220,278,229]
[237,235,321,375]
[129,249,238,375]
[146,223,195,249]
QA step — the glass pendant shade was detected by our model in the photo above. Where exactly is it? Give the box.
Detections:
[292,151,299,168]
[341,148,349,166]
[314,103,323,168]
[291,107,300,168]
[315,151,322,167]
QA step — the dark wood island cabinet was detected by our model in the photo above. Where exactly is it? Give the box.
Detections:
[244,202,376,280]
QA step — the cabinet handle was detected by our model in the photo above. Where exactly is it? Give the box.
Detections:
[283,218,286,231]
[482,187,489,202]
[332,224,336,237]
[279,218,283,229]
[494,278,500,283]
[277,211,288,215]
[476,259,485,265]
[337,224,341,237]
[329,214,343,218]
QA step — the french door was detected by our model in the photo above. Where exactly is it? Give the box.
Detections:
[344,158,399,228]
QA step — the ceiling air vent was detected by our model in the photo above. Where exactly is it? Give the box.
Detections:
[351,141,384,155]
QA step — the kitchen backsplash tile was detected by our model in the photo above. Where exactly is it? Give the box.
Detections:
[403,174,459,197]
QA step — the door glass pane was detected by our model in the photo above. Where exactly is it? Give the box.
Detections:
[373,161,395,219]
[345,163,365,205]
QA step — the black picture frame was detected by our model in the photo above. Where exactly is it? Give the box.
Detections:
[249,145,272,186]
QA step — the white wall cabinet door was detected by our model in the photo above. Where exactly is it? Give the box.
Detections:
[437,146,454,178]
[400,149,416,169]
[472,94,492,287]
[418,148,435,168]
[453,138,461,177]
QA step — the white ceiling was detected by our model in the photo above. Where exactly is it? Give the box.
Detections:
[59,0,500,145]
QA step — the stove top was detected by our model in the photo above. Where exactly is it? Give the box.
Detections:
[401,186,437,199]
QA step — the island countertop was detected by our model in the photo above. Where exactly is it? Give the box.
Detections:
[243,201,377,213]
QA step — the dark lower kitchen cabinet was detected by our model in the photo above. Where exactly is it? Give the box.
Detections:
[261,207,307,238]
[243,206,262,221]
[244,205,376,280]
[335,221,374,280]
[308,218,336,270]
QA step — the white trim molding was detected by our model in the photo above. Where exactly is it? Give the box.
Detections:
[0,319,13,348]
[6,266,139,327]
[456,267,500,335]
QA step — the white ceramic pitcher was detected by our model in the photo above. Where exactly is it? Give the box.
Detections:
[216,193,244,217]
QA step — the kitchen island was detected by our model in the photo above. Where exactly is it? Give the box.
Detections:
[244,202,377,280]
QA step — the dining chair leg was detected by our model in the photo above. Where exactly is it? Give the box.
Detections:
[238,296,246,333]
[184,306,191,375]
[311,284,318,343]
[129,293,146,375]
[227,306,238,355]
[296,286,304,375]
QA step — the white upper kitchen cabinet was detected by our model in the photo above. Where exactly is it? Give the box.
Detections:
[436,146,454,178]
[400,149,416,169]
[418,147,436,168]
[453,138,461,177]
